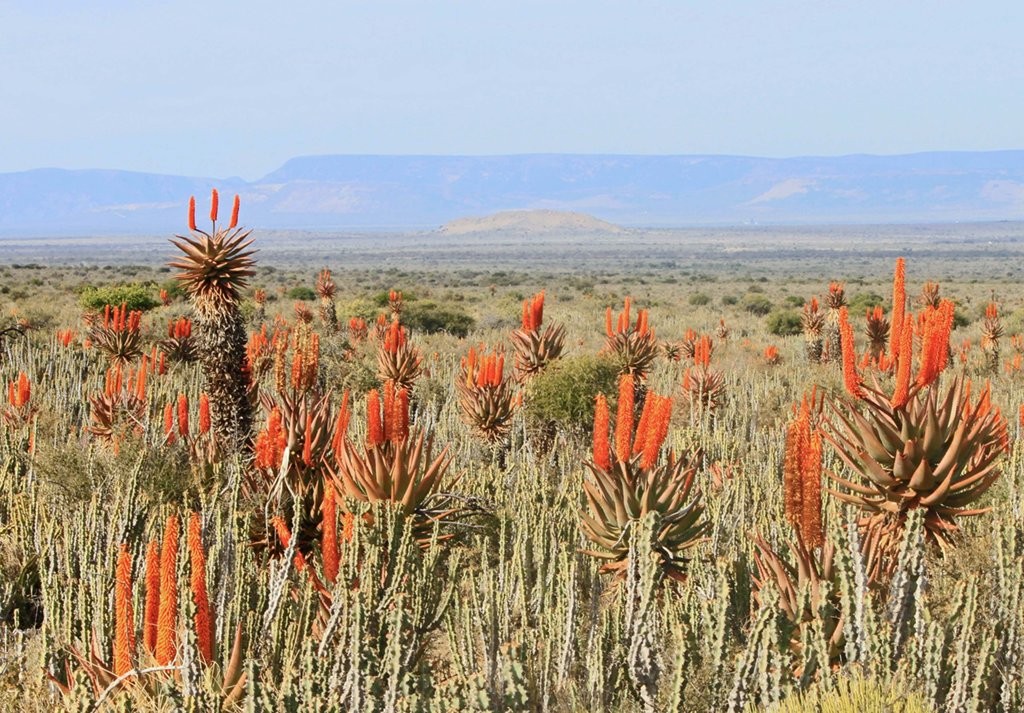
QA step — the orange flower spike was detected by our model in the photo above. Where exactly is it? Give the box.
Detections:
[592,394,611,472]
[800,431,824,548]
[322,482,339,585]
[632,395,655,456]
[209,188,219,223]
[614,374,635,464]
[986,302,998,320]
[891,315,915,409]
[187,196,197,231]
[137,358,148,400]
[229,194,240,229]
[838,307,863,399]
[198,393,210,434]
[890,257,906,360]
[142,539,160,654]
[640,396,673,470]
[605,306,613,337]
[177,393,189,436]
[17,372,30,407]
[302,412,314,466]
[155,514,179,666]
[531,292,544,330]
[163,403,176,443]
[187,513,214,665]
[113,543,136,677]
[394,388,410,442]
[366,389,383,446]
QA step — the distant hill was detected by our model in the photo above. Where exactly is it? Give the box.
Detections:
[2,152,1024,235]
[439,209,625,236]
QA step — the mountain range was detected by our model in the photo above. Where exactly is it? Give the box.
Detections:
[1,152,1023,235]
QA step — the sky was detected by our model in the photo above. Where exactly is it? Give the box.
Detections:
[1,1,1021,180]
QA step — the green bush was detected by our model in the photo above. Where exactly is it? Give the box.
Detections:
[743,294,773,316]
[766,309,802,336]
[689,292,712,306]
[848,291,887,314]
[373,290,418,307]
[403,301,474,337]
[721,295,739,306]
[526,355,620,437]
[288,286,317,301]
[79,283,159,312]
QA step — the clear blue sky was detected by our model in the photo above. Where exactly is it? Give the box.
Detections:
[2,1,1020,180]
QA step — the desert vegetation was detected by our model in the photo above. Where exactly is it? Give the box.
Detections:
[2,196,1024,711]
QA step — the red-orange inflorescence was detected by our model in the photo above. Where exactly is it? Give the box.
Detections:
[838,307,863,399]
[614,374,635,464]
[592,394,611,472]
[890,257,906,361]
[187,513,214,665]
[521,292,545,331]
[155,514,179,666]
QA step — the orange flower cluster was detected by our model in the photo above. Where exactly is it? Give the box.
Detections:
[986,302,999,320]
[209,189,219,223]
[521,291,545,331]
[7,372,30,409]
[159,288,172,306]
[155,514,180,665]
[914,300,955,388]
[198,393,211,434]
[290,330,320,392]
[693,334,713,368]
[167,317,192,340]
[382,319,407,354]
[838,307,863,399]
[348,316,368,342]
[187,513,214,664]
[462,347,505,388]
[55,329,75,347]
[890,257,906,361]
[254,408,286,469]
[114,513,214,672]
[782,393,823,548]
[592,374,673,471]
[763,345,780,364]
[366,382,410,447]
[104,360,149,402]
[604,297,651,337]
[388,290,403,315]
[103,303,142,333]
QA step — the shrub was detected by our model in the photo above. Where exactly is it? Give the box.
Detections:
[766,309,802,336]
[721,294,739,306]
[288,286,317,301]
[526,355,619,437]
[848,291,887,314]
[689,292,712,306]
[743,294,773,316]
[402,301,474,337]
[79,284,159,312]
